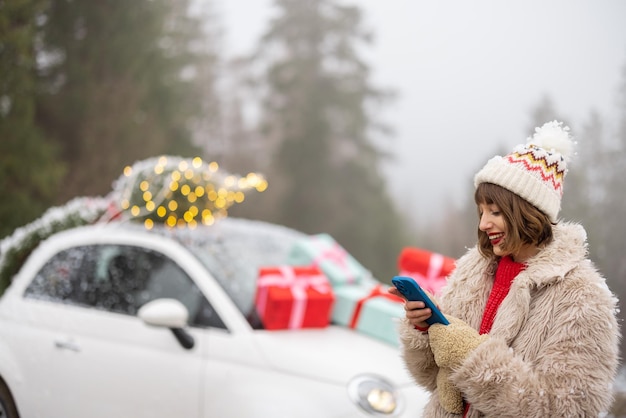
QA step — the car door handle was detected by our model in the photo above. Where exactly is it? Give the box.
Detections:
[54,339,81,352]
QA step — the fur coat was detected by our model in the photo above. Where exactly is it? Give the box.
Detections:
[398,222,621,417]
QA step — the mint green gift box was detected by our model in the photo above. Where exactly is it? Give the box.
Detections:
[287,233,370,287]
[331,282,405,347]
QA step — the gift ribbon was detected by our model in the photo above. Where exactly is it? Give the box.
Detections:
[426,253,444,279]
[310,237,358,284]
[400,253,448,295]
[349,284,404,329]
[256,266,331,329]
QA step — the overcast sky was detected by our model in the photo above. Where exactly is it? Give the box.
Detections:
[217,0,626,227]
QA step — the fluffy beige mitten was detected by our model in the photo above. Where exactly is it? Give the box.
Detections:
[429,316,489,369]
[436,367,464,414]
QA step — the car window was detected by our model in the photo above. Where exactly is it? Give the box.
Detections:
[24,244,226,329]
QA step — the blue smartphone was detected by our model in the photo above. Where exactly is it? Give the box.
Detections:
[391,276,449,326]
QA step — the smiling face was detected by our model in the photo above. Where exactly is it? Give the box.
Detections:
[478,203,508,257]
[474,183,554,261]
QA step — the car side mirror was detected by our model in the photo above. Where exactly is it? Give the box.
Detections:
[138,299,195,350]
[138,298,189,328]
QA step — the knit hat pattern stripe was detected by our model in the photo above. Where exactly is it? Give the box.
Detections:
[507,147,565,196]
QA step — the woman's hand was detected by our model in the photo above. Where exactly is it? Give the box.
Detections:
[388,286,433,330]
[429,316,489,369]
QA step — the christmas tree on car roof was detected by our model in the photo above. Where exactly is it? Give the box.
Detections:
[106,155,267,229]
[0,155,267,294]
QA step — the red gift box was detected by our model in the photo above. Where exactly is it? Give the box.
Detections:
[255,266,335,330]
[398,247,455,296]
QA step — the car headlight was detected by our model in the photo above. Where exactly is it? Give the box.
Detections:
[347,374,403,416]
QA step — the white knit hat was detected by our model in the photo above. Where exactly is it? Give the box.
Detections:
[474,120,575,222]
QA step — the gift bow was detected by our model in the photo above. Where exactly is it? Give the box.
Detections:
[349,284,404,329]
[256,266,331,329]
[400,253,448,295]
[311,237,358,284]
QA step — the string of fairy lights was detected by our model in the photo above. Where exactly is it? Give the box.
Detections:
[112,155,267,229]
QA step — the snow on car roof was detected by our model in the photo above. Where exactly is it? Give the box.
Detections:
[157,217,310,315]
[94,216,310,316]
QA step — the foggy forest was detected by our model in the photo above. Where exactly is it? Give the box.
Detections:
[2,0,626,393]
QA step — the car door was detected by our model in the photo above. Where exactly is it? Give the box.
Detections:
[13,243,209,418]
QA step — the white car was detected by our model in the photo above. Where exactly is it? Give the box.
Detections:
[0,216,428,418]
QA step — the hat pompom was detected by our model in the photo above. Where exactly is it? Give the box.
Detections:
[527,120,575,163]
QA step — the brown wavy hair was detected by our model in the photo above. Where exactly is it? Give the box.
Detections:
[474,182,554,259]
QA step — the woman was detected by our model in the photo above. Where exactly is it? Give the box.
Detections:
[390,121,620,417]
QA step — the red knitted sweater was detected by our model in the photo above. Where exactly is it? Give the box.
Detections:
[464,255,526,416]
[479,255,526,334]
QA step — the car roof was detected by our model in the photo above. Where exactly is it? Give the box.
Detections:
[38,217,310,315]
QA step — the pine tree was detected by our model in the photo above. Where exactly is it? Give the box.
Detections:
[0,0,65,238]
[562,111,606,262]
[599,59,626,363]
[246,0,409,280]
[35,0,219,202]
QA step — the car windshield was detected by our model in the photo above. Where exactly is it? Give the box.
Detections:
[164,218,308,320]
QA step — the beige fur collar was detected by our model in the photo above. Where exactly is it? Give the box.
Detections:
[441,222,590,336]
